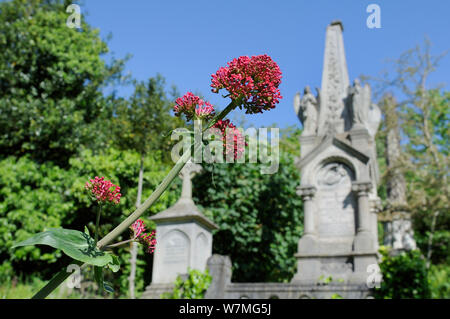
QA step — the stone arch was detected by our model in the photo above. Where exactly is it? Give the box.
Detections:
[302,153,359,186]
[160,229,190,279]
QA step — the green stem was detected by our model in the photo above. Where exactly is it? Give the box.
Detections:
[32,100,237,299]
[105,238,135,249]
[205,99,237,130]
[31,260,83,299]
[95,205,102,244]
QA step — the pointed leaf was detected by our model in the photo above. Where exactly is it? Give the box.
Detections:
[12,228,113,267]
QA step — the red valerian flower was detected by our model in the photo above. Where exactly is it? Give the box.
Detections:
[129,219,156,253]
[138,231,157,254]
[173,92,215,121]
[130,219,146,238]
[213,119,246,160]
[85,176,121,204]
[211,54,282,114]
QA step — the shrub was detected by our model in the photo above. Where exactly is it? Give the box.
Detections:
[161,268,212,299]
[374,246,430,299]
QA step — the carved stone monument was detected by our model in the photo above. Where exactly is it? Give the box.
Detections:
[141,159,218,299]
[292,21,382,290]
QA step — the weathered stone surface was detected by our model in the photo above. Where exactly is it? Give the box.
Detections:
[142,159,217,298]
[382,95,416,252]
[291,20,381,290]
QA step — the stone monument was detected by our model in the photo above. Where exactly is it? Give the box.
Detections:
[141,159,218,299]
[292,20,382,288]
[380,95,416,252]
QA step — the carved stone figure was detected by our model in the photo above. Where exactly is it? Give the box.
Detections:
[294,86,319,135]
[349,79,370,128]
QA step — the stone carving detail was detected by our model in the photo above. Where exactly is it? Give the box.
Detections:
[317,163,349,187]
[324,32,342,128]
[316,21,350,135]
[385,219,417,251]
[294,86,319,135]
[347,78,381,136]
[349,79,369,127]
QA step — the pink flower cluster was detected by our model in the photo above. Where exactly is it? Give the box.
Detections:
[130,219,157,254]
[139,231,157,254]
[130,219,146,238]
[173,92,215,121]
[211,54,282,114]
[85,176,121,204]
[213,119,246,160]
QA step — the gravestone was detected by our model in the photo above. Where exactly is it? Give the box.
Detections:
[292,20,382,288]
[141,159,218,298]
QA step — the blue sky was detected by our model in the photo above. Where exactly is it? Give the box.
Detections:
[81,0,449,129]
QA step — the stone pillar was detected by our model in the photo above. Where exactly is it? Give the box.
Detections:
[352,182,371,232]
[370,198,382,251]
[296,185,317,236]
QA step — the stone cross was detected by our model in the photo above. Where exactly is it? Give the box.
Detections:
[179,159,202,200]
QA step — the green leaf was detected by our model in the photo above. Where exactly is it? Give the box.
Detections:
[94,266,104,294]
[12,228,114,267]
[107,254,120,273]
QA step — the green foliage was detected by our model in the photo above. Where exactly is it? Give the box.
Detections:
[374,247,430,299]
[0,148,179,293]
[428,264,450,298]
[161,268,212,299]
[0,156,74,272]
[112,74,184,159]
[193,153,303,282]
[0,0,126,165]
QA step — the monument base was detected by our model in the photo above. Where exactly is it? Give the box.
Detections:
[141,283,174,299]
[292,250,378,287]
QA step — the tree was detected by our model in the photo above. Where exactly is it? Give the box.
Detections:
[0,0,126,166]
[193,153,303,282]
[365,39,449,266]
